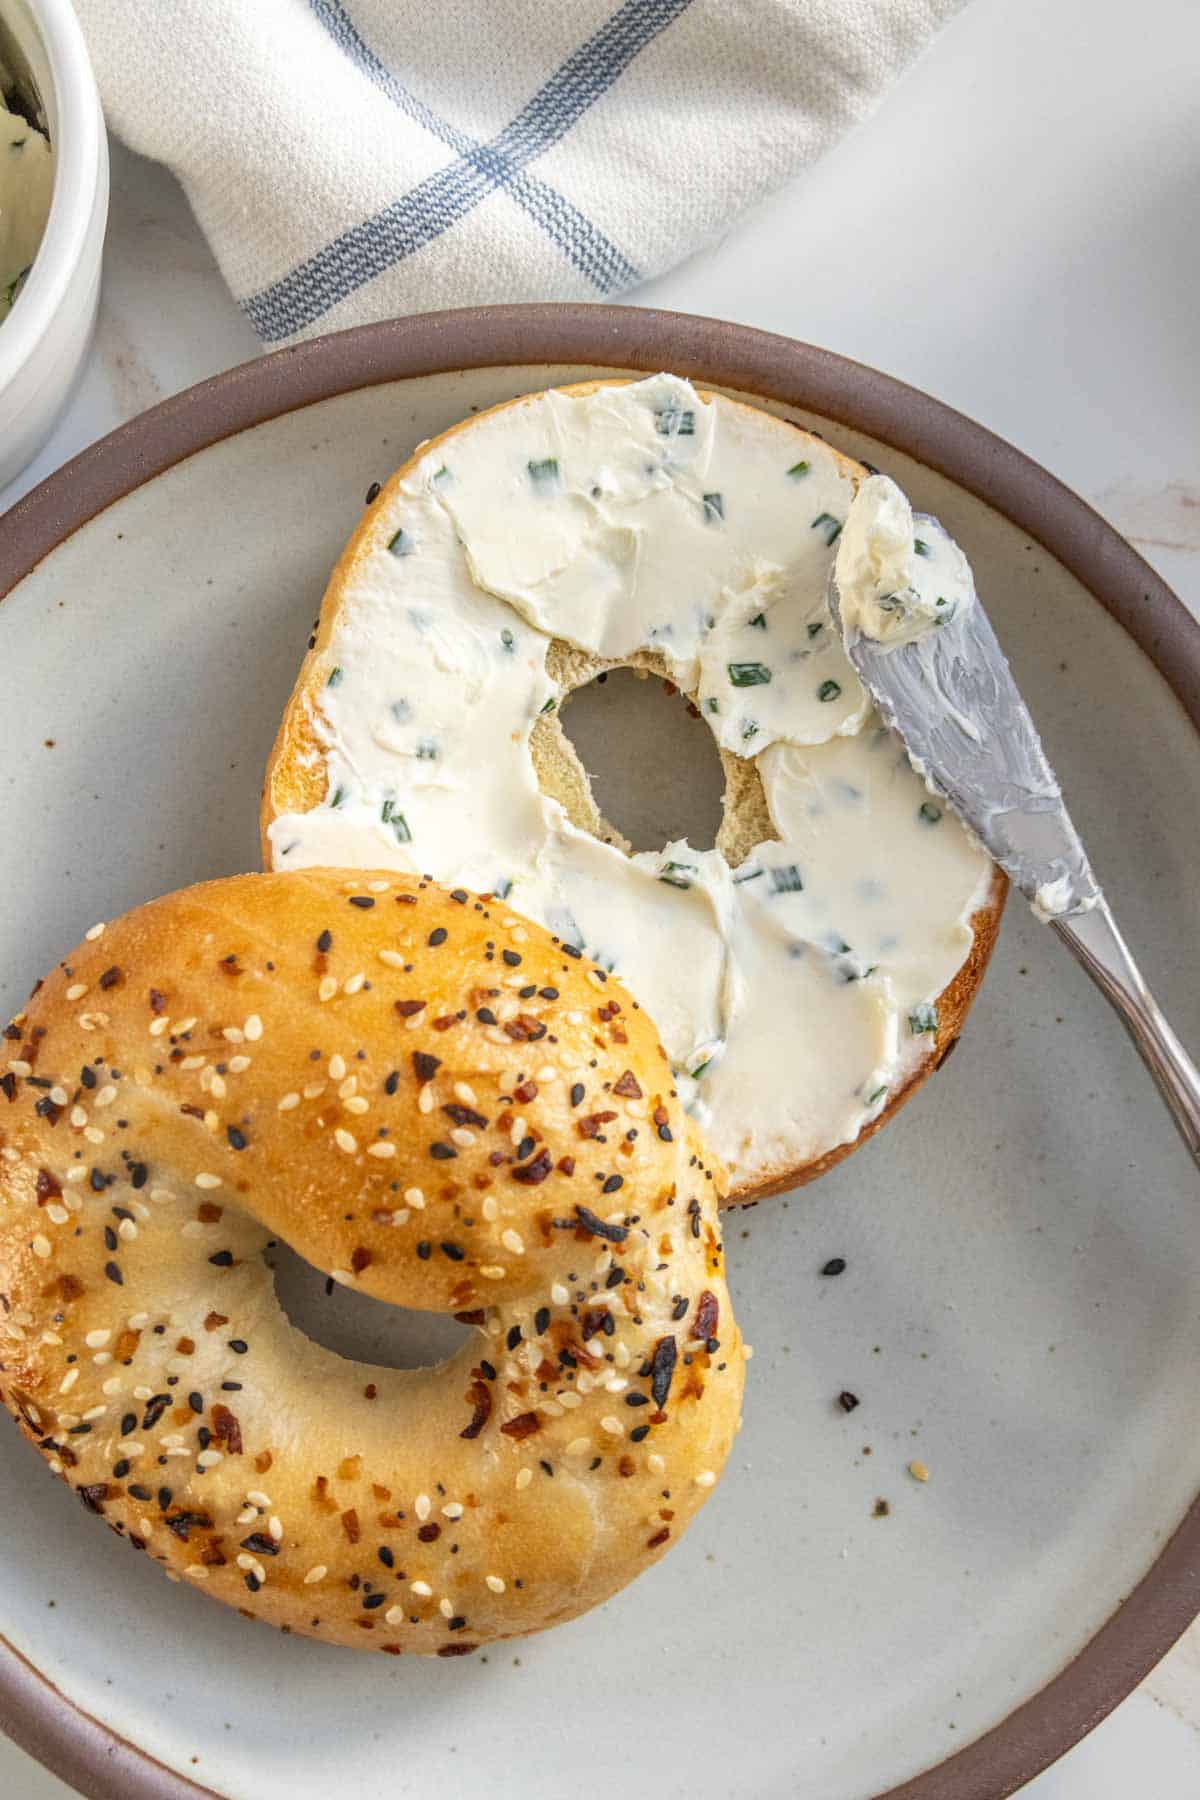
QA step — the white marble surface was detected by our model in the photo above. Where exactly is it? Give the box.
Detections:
[1,0,1197,1792]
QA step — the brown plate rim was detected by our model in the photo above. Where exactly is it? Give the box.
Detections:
[0,301,1197,1800]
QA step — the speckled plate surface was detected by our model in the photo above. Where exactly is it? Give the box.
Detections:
[1,307,1199,1800]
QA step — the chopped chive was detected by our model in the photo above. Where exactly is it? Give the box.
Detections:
[431,465,451,487]
[688,1059,711,1081]
[741,719,759,742]
[817,679,842,703]
[392,812,412,844]
[659,861,696,891]
[728,661,772,687]
[748,612,767,630]
[416,740,439,760]
[706,696,720,714]
[918,800,943,824]
[528,457,559,487]
[787,461,810,478]
[733,866,764,883]
[330,786,346,809]
[769,865,804,894]
[540,697,557,714]
[806,621,823,639]
[500,628,515,652]
[388,528,415,556]
[703,492,725,524]
[326,666,343,687]
[913,538,930,558]
[4,264,30,309]
[654,407,695,436]
[812,513,843,545]
[909,1002,938,1036]
[494,878,513,900]
[867,1084,889,1105]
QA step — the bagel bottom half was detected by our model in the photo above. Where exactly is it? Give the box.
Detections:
[0,870,745,1654]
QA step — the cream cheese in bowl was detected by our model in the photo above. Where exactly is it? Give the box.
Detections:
[0,65,53,316]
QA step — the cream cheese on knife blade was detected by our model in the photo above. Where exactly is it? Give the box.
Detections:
[268,376,994,1189]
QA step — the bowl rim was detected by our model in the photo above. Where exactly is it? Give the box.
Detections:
[0,0,104,380]
[0,301,1197,1800]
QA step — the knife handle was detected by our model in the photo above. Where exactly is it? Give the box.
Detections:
[1053,899,1200,1167]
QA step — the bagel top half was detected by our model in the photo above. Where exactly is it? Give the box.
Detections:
[262,374,1005,1202]
[0,870,744,1654]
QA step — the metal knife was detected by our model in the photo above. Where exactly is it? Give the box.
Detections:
[829,527,1200,1167]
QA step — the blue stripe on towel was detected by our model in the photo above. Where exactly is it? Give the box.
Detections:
[242,0,692,340]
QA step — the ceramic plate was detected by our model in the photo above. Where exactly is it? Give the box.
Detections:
[1,307,1198,1800]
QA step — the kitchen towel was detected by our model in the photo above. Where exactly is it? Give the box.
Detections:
[76,0,964,345]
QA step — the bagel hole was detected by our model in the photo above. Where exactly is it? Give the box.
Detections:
[268,1242,474,1370]
[558,667,725,854]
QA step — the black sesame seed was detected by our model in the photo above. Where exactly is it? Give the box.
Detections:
[429,1142,457,1160]
[506,1325,522,1350]
[601,1174,624,1194]
[188,1392,203,1414]
[228,1339,248,1354]
[121,1412,137,1435]
[475,1007,497,1025]
[113,1458,131,1478]
[428,927,448,947]
[220,1381,242,1392]
[539,987,559,1000]
[440,1241,465,1261]
[605,1267,625,1289]
[378,1546,394,1568]
[479,1359,497,1381]
[570,1083,585,1107]
[821,1257,847,1277]
[534,1307,550,1335]
[317,929,333,952]
[502,950,521,967]
[103,1226,117,1252]
[227,1126,248,1151]
[630,1425,650,1442]
[838,1390,860,1413]
[416,1242,431,1260]
[363,1592,385,1609]
[105,1261,123,1285]
[384,1070,400,1095]
[209,1250,234,1267]
[349,896,375,909]
[129,1162,148,1189]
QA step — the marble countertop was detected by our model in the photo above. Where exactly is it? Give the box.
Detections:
[1,0,1197,1791]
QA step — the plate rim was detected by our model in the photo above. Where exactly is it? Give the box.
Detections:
[1,301,1197,1800]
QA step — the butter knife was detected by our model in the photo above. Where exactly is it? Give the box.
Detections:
[829,517,1200,1167]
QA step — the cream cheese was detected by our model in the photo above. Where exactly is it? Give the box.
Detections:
[835,473,975,649]
[0,83,53,318]
[268,376,995,1191]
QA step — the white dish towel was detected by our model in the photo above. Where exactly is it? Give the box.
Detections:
[76,0,963,346]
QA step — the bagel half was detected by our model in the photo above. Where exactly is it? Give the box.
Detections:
[262,378,1006,1205]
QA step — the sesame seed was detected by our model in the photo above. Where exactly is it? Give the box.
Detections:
[415,1493,431,1521]
[481,1197,499,1222]
[367,1141,396,1159]
[228,1054,251,1073]
[550,1282,569,1307]
[442,1502,464,1519]
[278,1091,300,1112]
[303,1081,326,1100]
[334,1129,358,1154]
[329,1055,347,1081]
[565,1436,590,1456]
[268,1515,283,1540]
[85,1329,111,1348]
[343,972,366,995]
[344,1096,369,1115]
[197,1449,224,1469]
[377,949,405,968]
[450,1128,475,1149]
[695,1470,716,1488]
[304,1564,327,1585]
[411,1580,433,1598]
[600,1415,623,1436]
[58,1367,79,1393]
[501,1229,525,1256]
[438,1597,454,1619]
[31,1234,51,1260]
[83,1126,105,1146]
[85,921,106,940]
[515,1468,533,1491]
[404,1187,425,1209]
[243,1015,263,1041]
[94,1084,117,1108]
[66,983,87,1000]
[195,1173,221,1190]
[318,976,338,1002]
[909,1460,931,1483]
[148,1016,170,1037]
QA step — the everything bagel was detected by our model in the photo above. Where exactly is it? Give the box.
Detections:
[0,870,744,1654]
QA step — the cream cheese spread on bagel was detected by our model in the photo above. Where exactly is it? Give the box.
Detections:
[265,376,1000,1197]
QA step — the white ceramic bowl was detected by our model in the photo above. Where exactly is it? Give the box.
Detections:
[0,0,106,489]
